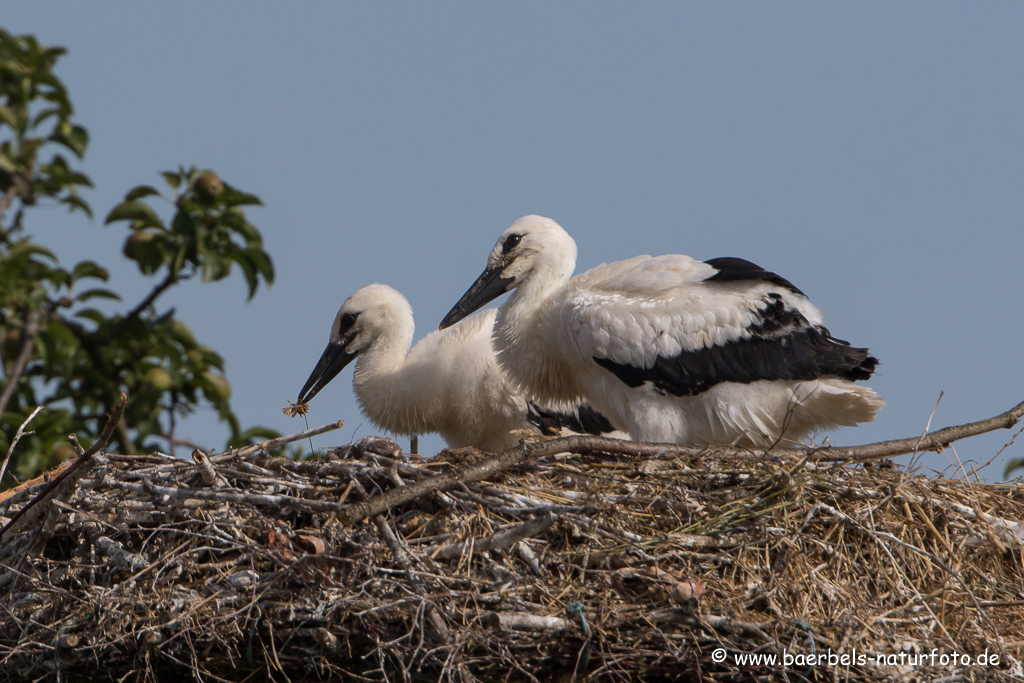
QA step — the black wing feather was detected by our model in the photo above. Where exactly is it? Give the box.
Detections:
[594,294,878,397]
[527,402,616,436]
[704,256,806,297]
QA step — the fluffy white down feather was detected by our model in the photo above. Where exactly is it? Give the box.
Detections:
[318,285,529,452]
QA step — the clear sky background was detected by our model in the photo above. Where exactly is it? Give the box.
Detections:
[4,4,1023,479]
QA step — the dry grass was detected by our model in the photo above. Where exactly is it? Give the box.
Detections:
[1,433,1023,682]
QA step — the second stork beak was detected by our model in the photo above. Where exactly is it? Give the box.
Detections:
[440,264,514,329]
[297,342,358,403]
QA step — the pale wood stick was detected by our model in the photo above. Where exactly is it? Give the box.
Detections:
[210,420,344,463]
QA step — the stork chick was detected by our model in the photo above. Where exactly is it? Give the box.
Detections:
[440,216,883,447]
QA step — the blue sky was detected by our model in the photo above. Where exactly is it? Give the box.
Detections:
[5,4,1023,478]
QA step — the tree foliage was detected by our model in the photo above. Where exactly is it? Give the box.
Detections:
[0,29,277,481]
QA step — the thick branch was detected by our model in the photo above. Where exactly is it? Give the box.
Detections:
[469,398,1024,464]
[338,397,1024,526]
[808,397,1024,462]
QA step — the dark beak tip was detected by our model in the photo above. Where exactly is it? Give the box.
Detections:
[439,311,459,330]
[440,265,513,330]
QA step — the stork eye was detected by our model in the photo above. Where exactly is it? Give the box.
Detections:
[503,234,522,252]
[339,313,358,329]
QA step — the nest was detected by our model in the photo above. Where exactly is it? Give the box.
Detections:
[1,427,1023,682]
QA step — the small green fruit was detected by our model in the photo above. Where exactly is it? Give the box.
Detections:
[195,171,224,200]
[202,371,231,401]
[170,320,198,348]
[145,367,173,392]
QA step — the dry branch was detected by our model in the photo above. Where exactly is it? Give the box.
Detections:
[0,404,43,487]
[0,309,43,420]
[432,513,555,560]
[210,419,344,462]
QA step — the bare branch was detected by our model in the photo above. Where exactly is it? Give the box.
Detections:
[111,271,182,335]
[339,397,1024,526]
[0,184,18,226]
[0,308,44,419]
[431,513,554,560]
[0,404,44,487]
[210,420,345,463]
[808,397,1024,462]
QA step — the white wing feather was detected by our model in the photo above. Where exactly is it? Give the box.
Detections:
[560,255,823,370]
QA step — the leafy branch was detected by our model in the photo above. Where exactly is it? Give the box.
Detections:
[1,30,279,482]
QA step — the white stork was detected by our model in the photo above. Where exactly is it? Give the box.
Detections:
[440,215,884,447]
[298,283,614,452]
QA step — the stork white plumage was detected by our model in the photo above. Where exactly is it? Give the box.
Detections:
[298,283,612,452]
[440,215,884,447]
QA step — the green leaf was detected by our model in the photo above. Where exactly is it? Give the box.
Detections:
[49,123,89,158]
[0,104,19,129]
[74,287,122,303]
[170,246,187,278]
[201,254,229,283]
[7,241,57,262]
[1006,458,1024,479]
[67,171,93,187]
[220,185,263,208]
[221,212,263,246]
[31,106,61,128]
[67,124,89,157]
[160,171,182,190]
[63,194,93,218]
[125,185,161,201]
[104,200,162,227]
[71,260,110,284]
[33,333,51,367]
[74,308,109,325]
[230,250,258,300]
[244,247,275,285]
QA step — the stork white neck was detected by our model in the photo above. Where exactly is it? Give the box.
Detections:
[491,218,583,405]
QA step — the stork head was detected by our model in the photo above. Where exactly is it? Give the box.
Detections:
[440,215,577,329]
[298,284,414,403]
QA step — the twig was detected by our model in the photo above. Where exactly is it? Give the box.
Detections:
[340,438,548,525]
[374,516,450,642]
[909,391,943,473]
[0,309,43,419]
[431,513,555,560]
[483,612,568,632]
[210,420,345,463]
[0,404,43,487]
[104,479,348,514]
[111,271,182,336]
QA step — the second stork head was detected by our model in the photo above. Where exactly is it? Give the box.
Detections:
[298,283,413,404]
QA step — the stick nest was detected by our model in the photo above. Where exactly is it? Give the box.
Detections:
[1,435,1023,682]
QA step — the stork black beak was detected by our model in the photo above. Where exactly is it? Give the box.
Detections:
[297,342,358,403]
[440,264,514,329]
